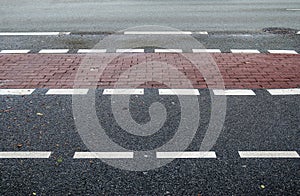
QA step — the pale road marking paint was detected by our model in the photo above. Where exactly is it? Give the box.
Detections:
[159,89,200,95]
[0,50,30,54]
[0,32,70,36]
[155,49,183,53]
[157,151,217,158]
[124,31,193,35]
[239,151,299,158]
[195,31,209,35]
[0,89,35,95]
[0,152,51,159]
[39,49,69,54]
[213,89,256,96]
[297,31,300,34]
[46,89,89,95]
[192,49,221,53]
[268,50,298,54]
[230,49,260,54]
[77,49,107,53]
[103,89,144,95]
[116,49,145,53]
[286,9,300,11]
[74,152,134,159]
[267,88,300,95]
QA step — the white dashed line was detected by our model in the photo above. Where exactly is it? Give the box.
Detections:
[77,49,107,53]
[267,88,300,95]
[0,32,70,36]
[192,49,221,53]
[124,31,193,35]
[74,152,134,159]
[0,50,30,54]
[0,151,51,159]
[103,89,144,95]
[238,151,299,158]
[195,31,209,35]
[213,89,256,96]
[156,151,217,159]
[159,89,200,95]
[46,89,89,95]
[39,49,69,54]
[0,89,35,95]
[268,50,298,54]
[286,9,300,11]
[154,49,183,53]
[297,31,300,34]
[230,49,260,54]
[116,49,145,53]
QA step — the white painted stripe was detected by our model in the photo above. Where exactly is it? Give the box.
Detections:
[124,31,192,35]
[230,49,260,54]
[157,151,216,159]
[213,89,256,96]
[286,9,300,11]
[46,89,89,95]
[0,89,35,95]
[103,89,144,95]
[192,49,221,53]
[155,49,182,53]
[0,32,70,36]
[297,31,300,34]
[0,50,30,54]
[74,152,133,159]
[39,49,69,54]
[116,49,145,53]
[267,88,300,95]
[159,89,200,95]
[77,49,107,53]
[268,50,298,54]
[195,31,209,35]
[239,151,299,158]
[0,151,51,159]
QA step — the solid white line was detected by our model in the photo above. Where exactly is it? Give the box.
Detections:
[154,49,182,53]
[0,50,30,54]
[213,89,256,96]
[77,49,107,53]
[116,49,145,53]
[39,49,69,54]
[268,50,298,54]
[0,151,51,159]
[159,89,200,95]
[297,31,300,34]
[239,151,299,158]
[46,89,89,95]
[103,89,144,95]
[195,31,209,35]
[192,49,221,53]
[231,49,260,54]
[267,88,300,95]
[286,9,300,11]
[0,89,35,95]
[124,31,192,35]
[157,151,216,159]
[0,32,70,36]
[74,152,134,159]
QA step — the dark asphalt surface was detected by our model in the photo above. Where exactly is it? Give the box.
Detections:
[0,89,299,195]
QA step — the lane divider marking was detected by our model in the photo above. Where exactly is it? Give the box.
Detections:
[0,32,70,36]
[267,88,300,95]
[159,89,200,95]
[268,50,298,54]
[77,49,107,53]
[46,89,89,95]
[39,49,69,54]
[0,89,35,95]
[230,49,260,54]
[0,50,30,54]
[0,151,51,159]
[156,151,217,158]
[154,49,183,53]
[124,31,193,35]
[213,89,256,96]
[238,151,299,158]
[103,89,144,95]
[74,152,134,159]
[192,49,221,53]
[297,31,300,34]
[116,49,145,53]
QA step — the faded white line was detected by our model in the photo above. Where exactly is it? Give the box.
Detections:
[267,88,300,95]
[0,151,51,159]
[0,50,30,54]
[74,152,134,159]
[116,49,145,53]
[46,89,89,95]
[0,89,35,95]
[124,31,192,35]
[39,49,69,54]
[297,31,300,34]
[159,89,200,95]
[286,9,300,11]
[192,49,221,53]
[77,49,107,53]
[103,89,144,95]
[157,151,216,158]
[268,50,298,54]
[213,89,256,96]
[0,32,70,36]
[155,49,182,53]
[239,151,299,158]
[195,31,209,35]
[231,49,260,54]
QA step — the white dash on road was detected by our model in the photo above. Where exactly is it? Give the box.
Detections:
[230,49,260,54]
[159,89,200,95]
[213,89,256,96]
[0,151,51,159]
[0,32,70,36]
[74,152,134,159]
[39,49,69,54]
[297,31,300,34]
[267,88,300,95]
[116,49,145,53]
[157,151,216,159]
[286,9,300,11]
[195,31,209,35]
[46,89,89,95]
[239,151,299,158]
[155,49,182,53]
[192,49,221,53]
[0,50,30,54]
[268,50,298,54]
[77,49,107,53]
[103,89,144,95]
[124,31,193,35]
[0,89,35,95]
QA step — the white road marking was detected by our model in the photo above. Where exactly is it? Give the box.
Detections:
[230,49,260,53]
[286,9,300,11]
[192,49,221,53]
[0,50,30,54]
[267,88,300,95]
[46,89,89,95]
[0,151,51,159]
[0,89,35,95]
[213,89,256,96]
[39,49,69,54]
[157,151,217,158]
[124,31,193,35]
[74,152,134,159]
[238,151,299,158]
[195,31,209,35]
[268,50,298,54]
[297,31,300,34]
[159,89,200,95]
[77,49,107,53]
[103,89,144,95]
[0,32,70,36]
[116,49,145,53]
[154,49,183,53]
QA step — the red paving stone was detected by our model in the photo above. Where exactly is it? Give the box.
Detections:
[0,53,299,89]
